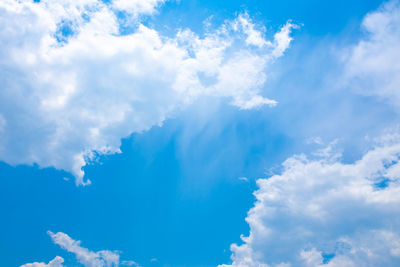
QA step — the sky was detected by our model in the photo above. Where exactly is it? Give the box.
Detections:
[0,0,400,266]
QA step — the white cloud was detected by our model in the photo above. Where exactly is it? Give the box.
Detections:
[0,0,295,185]
[239,177,249,182]
[121,260,139,266]
[112,0,165,16]
[221,133,400,266]
[32,231,137,267]
[47,231,119,267]
[21,231,137,266]
[233,13,270,48]
[20,256,64,267]
[221,3,400,264]
[344,0,400,108]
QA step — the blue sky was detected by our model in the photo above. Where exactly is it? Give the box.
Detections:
[1,0,400,266]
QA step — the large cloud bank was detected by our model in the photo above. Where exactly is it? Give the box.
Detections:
[222,134,400,267]
[0,0,295,185]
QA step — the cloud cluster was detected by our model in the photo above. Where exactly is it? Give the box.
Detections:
[0,0,295,185]
[21,256,64,267]
[221,133,400,267]
[344,0,400,108]
[21,231,136,267]
[220,2,400,266]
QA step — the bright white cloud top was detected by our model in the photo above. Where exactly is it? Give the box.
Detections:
[21,231,136,267]
[0,0,295,185]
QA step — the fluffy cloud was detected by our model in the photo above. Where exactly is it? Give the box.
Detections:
[22,231,136,267]
[221,132,400,267]
[0,0,295,185]
[344,0,400,108]
[21,256,64,267]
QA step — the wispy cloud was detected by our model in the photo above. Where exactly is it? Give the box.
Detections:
[343,0,400,109]
[22,231,136,267]
[238,177,249,182]
[21,256,64,267]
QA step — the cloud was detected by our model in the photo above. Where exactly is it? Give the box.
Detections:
[48,231,123,267]
[239,177,249,182]
[21,256,64,267]
[221,3,400,265]
[221,131,400,266]
[121,260,139,266]
[0,0,296,185]
[21,231,136,267]
[343,0,400,108]
[112,0,166,16]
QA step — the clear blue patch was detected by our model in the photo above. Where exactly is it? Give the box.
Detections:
[322,253,335,264]
[55,20,76,43]
[374,177,390,189]
[384,159,398,169]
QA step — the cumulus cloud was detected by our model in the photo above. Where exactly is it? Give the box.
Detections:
[221,132,400,267]
[344,0,400,108]
[21,256,64,267]
[0,0,295,185]
[22,231,136,267]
